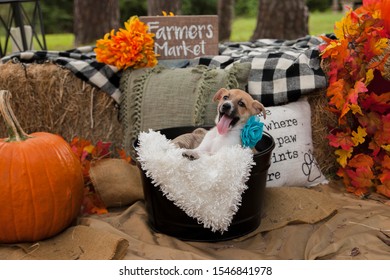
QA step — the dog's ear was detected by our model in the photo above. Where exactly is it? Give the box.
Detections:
[251,100,267,119]
[213,88,229,102]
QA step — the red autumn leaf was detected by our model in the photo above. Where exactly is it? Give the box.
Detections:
[358,111,382,135]
[360,91,390,113]
[81,188,108,215]
[328,130,355,150]
[93,140,112,159]
[370,113,390,153]
[346,166,374,189]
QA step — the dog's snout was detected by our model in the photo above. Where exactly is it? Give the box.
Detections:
[222,102,231,112]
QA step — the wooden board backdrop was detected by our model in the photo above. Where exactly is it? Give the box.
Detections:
[140,15,219,60]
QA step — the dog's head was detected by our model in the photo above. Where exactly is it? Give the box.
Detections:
[213,88,266,135]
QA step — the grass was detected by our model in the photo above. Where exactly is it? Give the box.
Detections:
[231,10,344,42]
[308,10,344,36]
[45,33,74,51]
[1,10,344,54]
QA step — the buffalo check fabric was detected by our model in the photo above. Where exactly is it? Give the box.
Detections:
[191,35,328,106]
[0,46,122,103]
[0,36,327,106]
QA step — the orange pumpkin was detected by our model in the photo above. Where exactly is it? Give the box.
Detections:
[0,90,84,243]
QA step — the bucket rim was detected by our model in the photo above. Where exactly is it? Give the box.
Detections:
[132,125,275,156]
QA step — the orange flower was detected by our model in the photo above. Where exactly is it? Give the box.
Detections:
[95,16,158,70]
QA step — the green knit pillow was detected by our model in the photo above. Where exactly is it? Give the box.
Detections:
[119,63,251,155]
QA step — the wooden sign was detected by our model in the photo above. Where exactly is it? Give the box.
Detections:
[140,15,219,60]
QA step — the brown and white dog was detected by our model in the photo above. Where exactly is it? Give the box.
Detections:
[183,88,266,159]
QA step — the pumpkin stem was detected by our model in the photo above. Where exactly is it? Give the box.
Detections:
[0,90,30,142]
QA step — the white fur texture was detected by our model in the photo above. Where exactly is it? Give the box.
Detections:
[136,130,255,233]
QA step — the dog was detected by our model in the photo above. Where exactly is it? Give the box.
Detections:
[183,88,266,160]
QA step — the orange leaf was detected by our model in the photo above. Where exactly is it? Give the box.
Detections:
[379,170,390,184]
[381,0,390,35]
[337,167,352,187]
[346,166,374,189]
[348,153,374,168]
[382,155,390,169]
[117,148,132,163]
[376,180,390,198]
[327,79,346,110]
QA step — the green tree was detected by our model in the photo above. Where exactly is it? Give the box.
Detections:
[41,0,73,33]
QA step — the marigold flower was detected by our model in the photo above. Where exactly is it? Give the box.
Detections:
[95,16,158,70]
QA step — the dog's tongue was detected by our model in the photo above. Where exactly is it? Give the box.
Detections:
[217,115,233,135]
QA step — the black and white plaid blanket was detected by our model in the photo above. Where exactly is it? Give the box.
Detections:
[1,35,327,106]
[191,35,327,105]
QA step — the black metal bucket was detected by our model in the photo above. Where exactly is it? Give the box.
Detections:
[134,126,275,242]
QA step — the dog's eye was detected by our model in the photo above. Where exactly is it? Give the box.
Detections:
[223,95,229,100]
[238,101,246,107]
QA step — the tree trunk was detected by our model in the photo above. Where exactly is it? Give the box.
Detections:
[251,0,308,40]
[218,0,235,42]
[332,0,341,12]
[73,0,120,47]
[147,0,182,16]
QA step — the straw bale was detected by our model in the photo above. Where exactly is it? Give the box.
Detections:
[308,89,338,177]
[0,62,123,148]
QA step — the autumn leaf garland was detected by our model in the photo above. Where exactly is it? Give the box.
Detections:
[320,0,390,197]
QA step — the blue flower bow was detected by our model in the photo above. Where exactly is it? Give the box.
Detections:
[241,115,264,148]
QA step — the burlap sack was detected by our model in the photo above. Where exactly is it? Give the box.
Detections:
[89,159,144,208]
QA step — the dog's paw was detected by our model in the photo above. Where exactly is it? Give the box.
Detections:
[182,150,200,161]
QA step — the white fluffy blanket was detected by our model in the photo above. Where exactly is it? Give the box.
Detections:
[136,130,255,233]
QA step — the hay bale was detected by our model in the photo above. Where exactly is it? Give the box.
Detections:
[308,89,338,177]
[0,62,123,148]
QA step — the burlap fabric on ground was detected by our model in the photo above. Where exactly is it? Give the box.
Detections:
[0,225,129,260]
[1,180,389,260]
